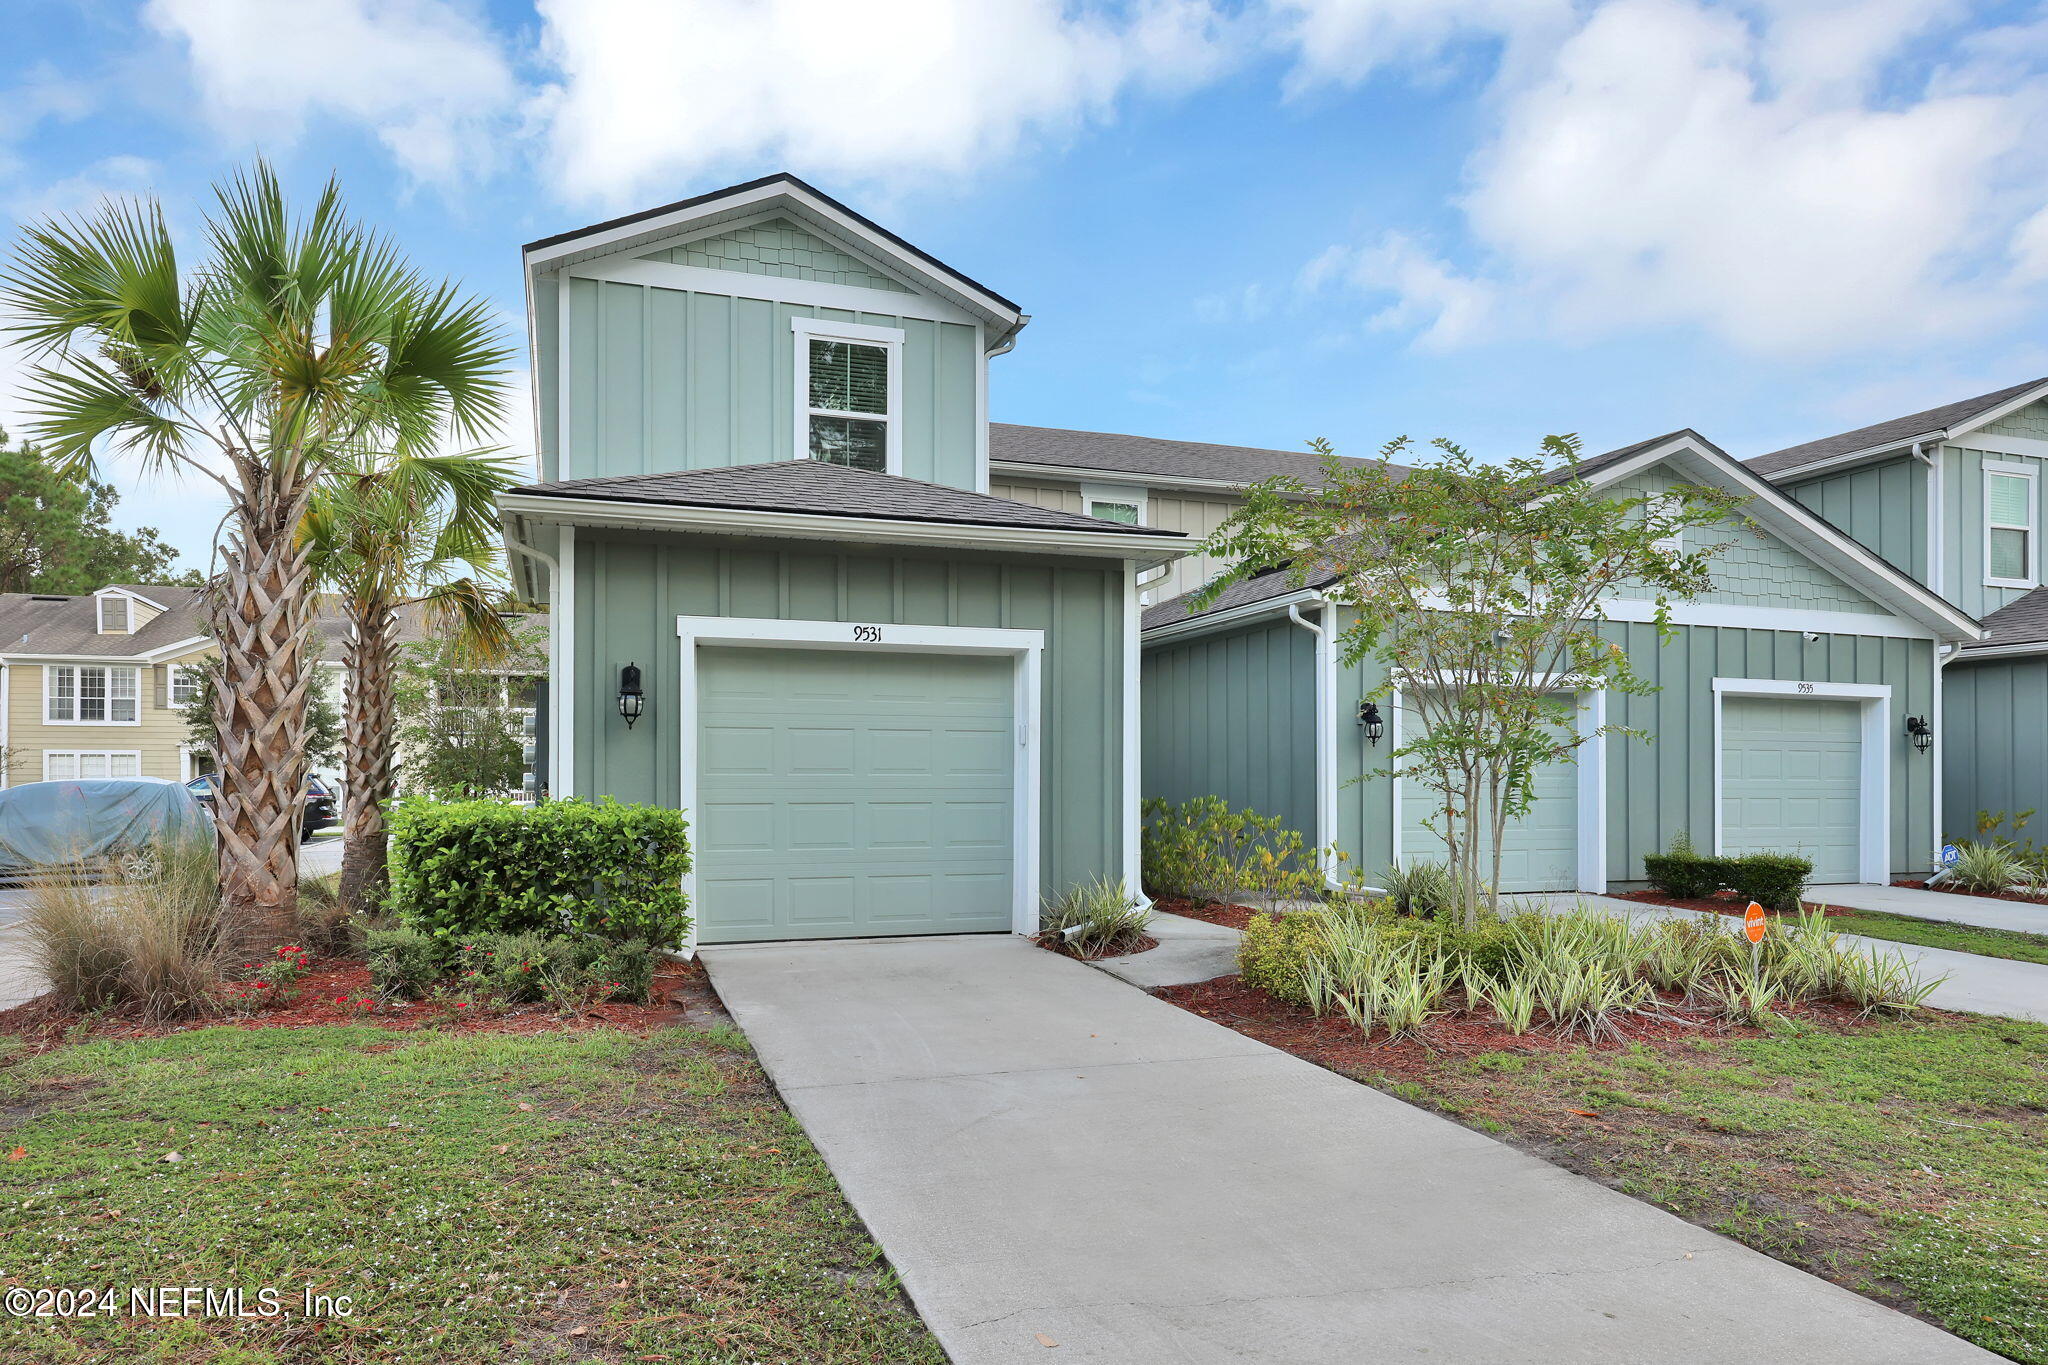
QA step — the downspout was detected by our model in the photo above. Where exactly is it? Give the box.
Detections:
[1287,601,1339,888]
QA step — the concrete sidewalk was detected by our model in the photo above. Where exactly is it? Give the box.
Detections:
[1526,893,2048,1023]
[1809,882,2048,936]
[704,934,1994,1364]
[1089,909,1240,988]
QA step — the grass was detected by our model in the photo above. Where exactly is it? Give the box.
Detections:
[1375,1015,2048,1362]
[1823,907,2048,966]
[0,1024,942,1364]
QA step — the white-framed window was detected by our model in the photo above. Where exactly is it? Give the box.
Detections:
[1080,481,1147,526]
[1985,462,2037,589]
[96,594,131,634]
[170,664,203,707]
[45,664,141,724]
[43,750,142,781]
[793,317,903,474]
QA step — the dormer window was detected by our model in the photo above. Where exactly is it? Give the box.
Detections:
[794,318,901,474]
[97,594,131,634]
[1985,462,2037,589]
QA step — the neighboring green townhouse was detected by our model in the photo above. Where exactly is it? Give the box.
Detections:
[1746,377,2048,840]
[1137,432,1979,893]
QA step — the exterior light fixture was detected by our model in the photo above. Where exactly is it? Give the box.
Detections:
[1358,700,1384,746]
[618,662,645,729]
[1905,714,1933,755]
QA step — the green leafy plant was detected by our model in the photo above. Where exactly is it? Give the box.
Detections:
[1643,830,1736,899]
[1383,860,1459,918]
[388,798,691,945]
[1946,842,2026,895]
[1140,797,1350,910]
[21,836,225,1020]
[1040,879,1151,958]
[1726,852,1813,912]
[577,938,659,1005]
[365,927,447,999]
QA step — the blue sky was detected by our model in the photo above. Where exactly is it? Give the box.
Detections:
[5,0,2048,575]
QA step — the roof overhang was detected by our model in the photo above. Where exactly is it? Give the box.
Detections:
[1758,378,2048,483]
[0,635,210,665]
[1579,433,1981,642]
[499,491,1190,581]
[1141,588,1326,644]
[523,174,1026,351]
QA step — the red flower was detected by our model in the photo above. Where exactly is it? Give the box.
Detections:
[454,1002,467,1009]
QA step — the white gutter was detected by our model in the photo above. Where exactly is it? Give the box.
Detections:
[498,492,1188,569]
[1286,600,1339,884]
[1139,587,1325,644]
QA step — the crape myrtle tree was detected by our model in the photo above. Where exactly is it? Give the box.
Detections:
[1,163,510,951]
[1197,434,1746,927]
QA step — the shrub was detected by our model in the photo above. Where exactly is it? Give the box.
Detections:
[1947,841,2026,894]
[576,937,660,1004]
[1383,860,1458,918]
[1642,832,1735,899]
[365,927,447,999]
[1726,852,1812,912]
[1141,797,1334,909]
[1040,878,1151,958]
[22,836,225,1020]
[388,798,692,946]
[1238,910,1332,1004]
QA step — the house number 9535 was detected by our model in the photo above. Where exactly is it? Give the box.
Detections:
[852,625,883,643]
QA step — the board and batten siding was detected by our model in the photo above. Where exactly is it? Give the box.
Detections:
[990,478,1242,605]
[1938,441,2048,618]
[1324,613,1937,884]
[1941,656,2048,840]
[542,276,982,489]
[1782,456,1928,583]
[1140,615,1319,842]
[567,531,1128,900]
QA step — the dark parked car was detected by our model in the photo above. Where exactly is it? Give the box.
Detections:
[184,774,337,842]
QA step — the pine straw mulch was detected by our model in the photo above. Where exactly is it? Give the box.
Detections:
[0,955,730,1062]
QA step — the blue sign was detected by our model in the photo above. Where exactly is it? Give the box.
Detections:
[1939,843,1961,868]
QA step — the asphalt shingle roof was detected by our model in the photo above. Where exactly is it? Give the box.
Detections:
[1967,587,2048,653]
[511,459,1186,538]
[0,586,207,659]
[1746,378,2048,479]
[991,422,1389,487]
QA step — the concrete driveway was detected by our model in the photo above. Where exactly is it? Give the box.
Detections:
[703,934,1995,1364]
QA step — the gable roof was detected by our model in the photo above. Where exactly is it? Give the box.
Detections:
[1965,586,2048,656]
[509,459,1187,538]
[523,173,1025,347]
[1144,430,1981,641]
[0,586,207,659]
[991,422,1388,490]
[1747,377,2048,479]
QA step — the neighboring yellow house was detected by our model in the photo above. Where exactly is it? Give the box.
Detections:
[0,586,215,787]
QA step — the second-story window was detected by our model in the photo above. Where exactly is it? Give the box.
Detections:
[795,319,901,474]
[1081,483,1146,527]
[47,665,140,723]
[1986,463,2037,588]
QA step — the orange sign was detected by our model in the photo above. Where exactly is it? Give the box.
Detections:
[1744,902,1768,943]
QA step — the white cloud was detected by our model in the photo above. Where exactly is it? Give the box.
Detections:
[531,0,1231,206]
[1291,0,2048,357]
[1302,233,1494,350]
[143,0,518,184]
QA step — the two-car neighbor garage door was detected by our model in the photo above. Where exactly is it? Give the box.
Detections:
[694,646,1017,944]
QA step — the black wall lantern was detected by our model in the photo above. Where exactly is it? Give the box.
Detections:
[618,662,645,729]
[1905,714,1933,755]
[1357,700,1384,746]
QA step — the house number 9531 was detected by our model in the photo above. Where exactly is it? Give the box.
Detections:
[852,625,883,643]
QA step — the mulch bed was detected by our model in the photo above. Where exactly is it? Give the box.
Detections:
[1892,878,2048,905]
[1155,973,1872,1085]
[1149,896,1268,931]
[1610,888,1851,918]
[0,955,728,1060]
[1037,933,1159,961]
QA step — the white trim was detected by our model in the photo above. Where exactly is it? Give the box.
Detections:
[1946,432,2048,461]
[42,663,141,726]
[0,636,211,665]
[41,749,143,781]
[792,316,904,476]
[1981,459,2038,590]
[95,593,132,634]
[674,614,1046,952]
[1927,445,1945,598]
[1951,640,2048,661]
[1931,645,1949,860]
[557,525,575,798]
[1140,589,1323,644]
[973,322,991,493]
[1949,384,2048,442]
[1286,602,1335,863]
[562,258,979,327]
[1710,677,1890,884]
[1593,596,1936,640]
[499,492,1187,567]
[1387,681,1606,894]
[993,459,1283,498]
[556,273,573,481]
[168,663,202,709]
[1079,481,1149,527]
[1122,562,1146,909]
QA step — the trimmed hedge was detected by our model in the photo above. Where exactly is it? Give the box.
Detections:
[1641,848,1813,912]
[388,798,692,946]
[1643,852,1736,900]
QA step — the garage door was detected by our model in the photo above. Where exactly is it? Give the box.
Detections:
[694,646,1016,943]
[1720,695,1861,883]
[1399,694,1580,893]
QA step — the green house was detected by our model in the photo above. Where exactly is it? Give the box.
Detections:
[1748,378,2048,844]
[499,175,1188,947]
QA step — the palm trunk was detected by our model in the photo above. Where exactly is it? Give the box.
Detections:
[340,598,399,916]
[210,470,316,955]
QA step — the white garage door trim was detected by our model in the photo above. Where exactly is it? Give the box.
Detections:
[676,615,1044,953]
[1711,678,1889,885]
[1386,681,1608,894]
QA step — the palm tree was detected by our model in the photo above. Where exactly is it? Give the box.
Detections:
[1,163,509,950]
[302,448,518,915]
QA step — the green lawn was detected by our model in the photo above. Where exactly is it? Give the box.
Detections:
[0,1024,942,1364]
[1377,1015,2048,1363]
[1821,907,2048,966]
